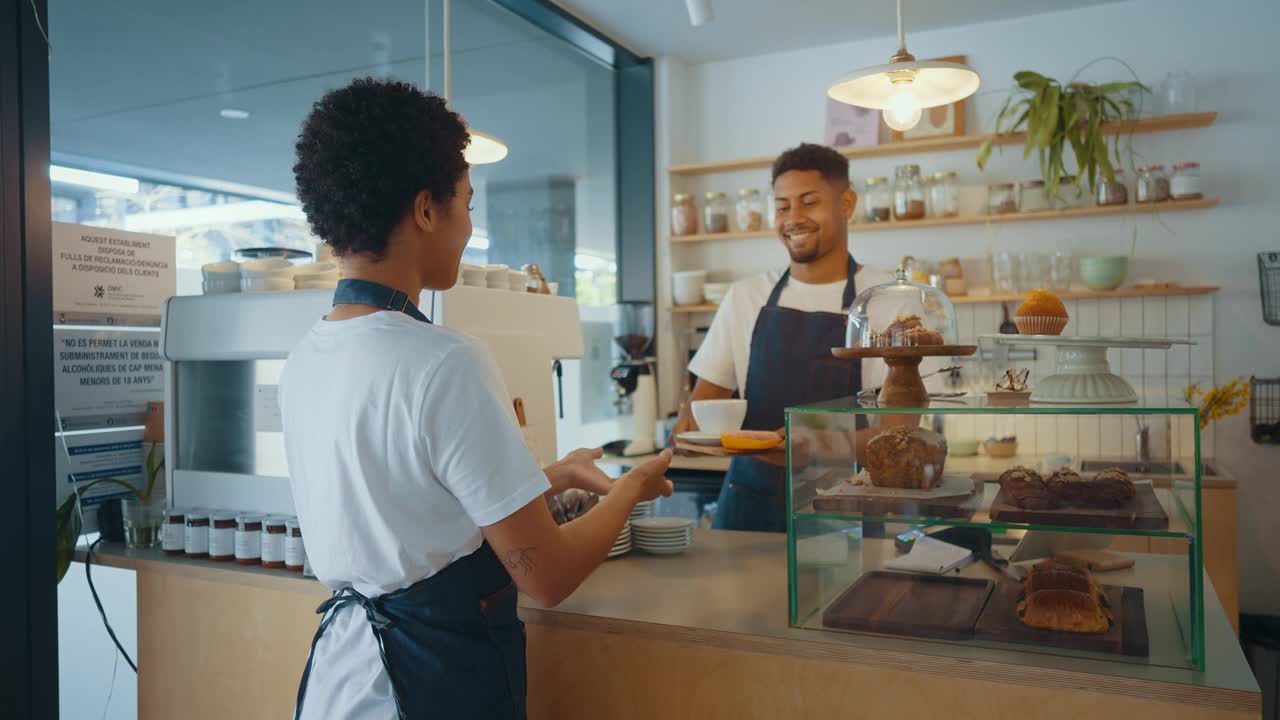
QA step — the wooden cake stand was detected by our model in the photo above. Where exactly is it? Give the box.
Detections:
[831,345,977,407]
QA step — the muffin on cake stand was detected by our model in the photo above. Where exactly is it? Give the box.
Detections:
[833,269,976,408]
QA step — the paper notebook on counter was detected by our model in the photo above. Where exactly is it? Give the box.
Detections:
[884,536,974,575]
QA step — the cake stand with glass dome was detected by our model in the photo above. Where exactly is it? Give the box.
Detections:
[832,268,976,407]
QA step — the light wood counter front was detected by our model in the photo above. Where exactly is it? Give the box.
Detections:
[84,529,1259,720]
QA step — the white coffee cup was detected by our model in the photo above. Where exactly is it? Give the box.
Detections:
[691,399,747,435]
[672,270,707,306]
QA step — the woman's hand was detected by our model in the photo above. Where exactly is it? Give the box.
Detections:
[544,448,615,497]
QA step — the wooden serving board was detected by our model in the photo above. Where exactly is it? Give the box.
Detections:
[987,483,1170,530]
[812,487,980,520]
[974,580,1149,657]
[831,344,977,360]
[821,571,994,641]
[674,441,783,459]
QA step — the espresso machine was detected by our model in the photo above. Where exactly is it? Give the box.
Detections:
[610,302,657,457]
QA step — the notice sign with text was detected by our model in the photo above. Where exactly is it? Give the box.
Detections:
[54,328,163,431]
[52,221,175,327]
[54,429,146,508]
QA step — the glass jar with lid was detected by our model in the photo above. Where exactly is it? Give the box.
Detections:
[1096,169,1128,206]
[1054,175,1088,209]
[285,518,306,572]
[863,177,891,222]
[929,171,959,218]
[846,267,959,349]
[235,514,263,565]
[1018,180,1049,213]
[703,192,730,234]
[209,512,236,561]
[736,189,764,231]
[1136,165,1171,203]
[671,193,697,236]
[262,516,288,569]
[893,164,926,221]
[184,509,209,559]
[987,183,1017,215]
[1170,162,1202,200]
[766,189,777,228]
[162,508,186,555]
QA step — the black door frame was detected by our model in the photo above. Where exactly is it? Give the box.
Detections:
[1,0,56,717]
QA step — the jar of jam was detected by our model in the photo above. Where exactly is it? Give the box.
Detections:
[892,164,926,221]
[1096,169,1128,206]
[235,514,263,565]
[262,517,288,569]
[285,518,306,572]
[671,193,697,236]
[1171,162,1202,200]
[863,177,891,222]
[209,512,237,561]
[184,509,209,559]
[162,509,186,555]
[987,183,1017,215]
[1136,164,1171,203]
[703,192,730,234]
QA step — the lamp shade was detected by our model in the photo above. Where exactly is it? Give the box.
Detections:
[464,130,509,165]
[828,59,980,110]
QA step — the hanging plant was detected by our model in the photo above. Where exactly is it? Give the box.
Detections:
[977,70,1147,200]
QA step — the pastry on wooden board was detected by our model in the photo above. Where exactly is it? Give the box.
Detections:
[1017,560,1112,634]
[1079,467,1136,508]
[869,314,945,347]
[1044,467,1086,505]
[998,465,1059,509]
[864,426,948,489]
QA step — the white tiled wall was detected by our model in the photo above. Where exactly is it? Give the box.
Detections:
[946,294,1214,459]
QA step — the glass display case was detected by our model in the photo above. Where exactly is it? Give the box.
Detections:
[785,392,1204,670]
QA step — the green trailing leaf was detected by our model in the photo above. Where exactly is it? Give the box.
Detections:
[1014,70,1050,91]
[54,476,144,583]
[976,138,993,170]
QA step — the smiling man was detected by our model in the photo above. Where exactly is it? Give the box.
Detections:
[673,143,892,532]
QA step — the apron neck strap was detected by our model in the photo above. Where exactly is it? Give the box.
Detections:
[765,255,859,309]
[333,278,432,324]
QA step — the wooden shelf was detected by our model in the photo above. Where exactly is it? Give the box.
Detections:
[669,197,1218,243]
[667,112,1217,176]
[668,287,1218,313]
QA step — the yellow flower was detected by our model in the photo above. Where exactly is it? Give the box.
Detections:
[1186,377,1249,430]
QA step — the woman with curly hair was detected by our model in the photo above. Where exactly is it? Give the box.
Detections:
[281,78,673,719]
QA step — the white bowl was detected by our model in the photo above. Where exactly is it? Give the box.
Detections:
[201,280,240,295]
[484,263,509,286]
[691,399,747,434]
[460,264,486,286]
[292,262,339,279]
[672,270,707,306]
[241,276,295,292]
[508,269,529,291]
[240,257,296,277]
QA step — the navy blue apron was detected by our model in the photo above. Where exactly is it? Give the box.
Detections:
[294,279,526,719]
[711,257,862,533]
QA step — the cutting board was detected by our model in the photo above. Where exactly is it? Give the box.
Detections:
[821,571,994,641]
[974,580,1149,657]
[987,483,1170,530]
[812,487,980,520]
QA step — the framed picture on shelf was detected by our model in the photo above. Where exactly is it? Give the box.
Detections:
[824,99,881,148]
[891,54,968,142]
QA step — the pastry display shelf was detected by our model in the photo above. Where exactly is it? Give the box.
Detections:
[667,197,1217,243]
[667,112,1218,176]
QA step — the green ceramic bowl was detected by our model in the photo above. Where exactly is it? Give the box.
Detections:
[1080,256,1129,291]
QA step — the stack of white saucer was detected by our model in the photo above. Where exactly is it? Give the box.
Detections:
[630,499,655,523]
[632,517,694,555]
[608,520,632,559]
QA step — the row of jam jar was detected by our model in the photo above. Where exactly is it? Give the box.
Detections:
[989,162,1204,214]
[161,509,307,572]
[671,189,769,236]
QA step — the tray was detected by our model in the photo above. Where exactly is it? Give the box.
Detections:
[974,580,1149,657]
[812,475,980,520]
[821,571,994,641]
[988,483,1170,530]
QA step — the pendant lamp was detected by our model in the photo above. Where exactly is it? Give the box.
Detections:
[827,0,980,132]
[442,0,509,164]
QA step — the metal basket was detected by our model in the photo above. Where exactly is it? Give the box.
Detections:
[1258,253,1280,326]
[1251,376,1280,445]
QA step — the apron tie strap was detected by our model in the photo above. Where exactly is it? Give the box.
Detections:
[295,587,406,720]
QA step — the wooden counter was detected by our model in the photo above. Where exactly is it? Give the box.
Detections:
[83,530,1258,719]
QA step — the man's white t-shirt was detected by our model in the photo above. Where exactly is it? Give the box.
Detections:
[688,266,896,396]
[279,310,549,720]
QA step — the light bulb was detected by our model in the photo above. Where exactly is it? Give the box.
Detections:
[883,89,923,131]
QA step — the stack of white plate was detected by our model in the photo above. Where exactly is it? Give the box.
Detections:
[240,258,296,292]
[630,500,655,523]
[484,264,509,290]
[608,520,632,559]
[631,517,694,555]
[459,263,486,287]
[201,261,242,295]
[293,262,340,290]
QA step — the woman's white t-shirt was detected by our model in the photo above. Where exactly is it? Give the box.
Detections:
[279,310,549,720]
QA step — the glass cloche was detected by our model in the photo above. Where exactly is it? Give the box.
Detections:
[846,267,959,349]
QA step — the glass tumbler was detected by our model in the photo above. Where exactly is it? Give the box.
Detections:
[991,251,1020,295]
[1048,251,1074,291]
[1020,252,1050,291]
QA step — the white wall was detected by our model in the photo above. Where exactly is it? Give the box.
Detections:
[656,0,1280,614]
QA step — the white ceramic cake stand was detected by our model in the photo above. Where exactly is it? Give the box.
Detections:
[980,335,1195,404]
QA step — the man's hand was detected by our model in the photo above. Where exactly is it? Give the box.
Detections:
[670,402,699,446]
[544,448,615,497]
